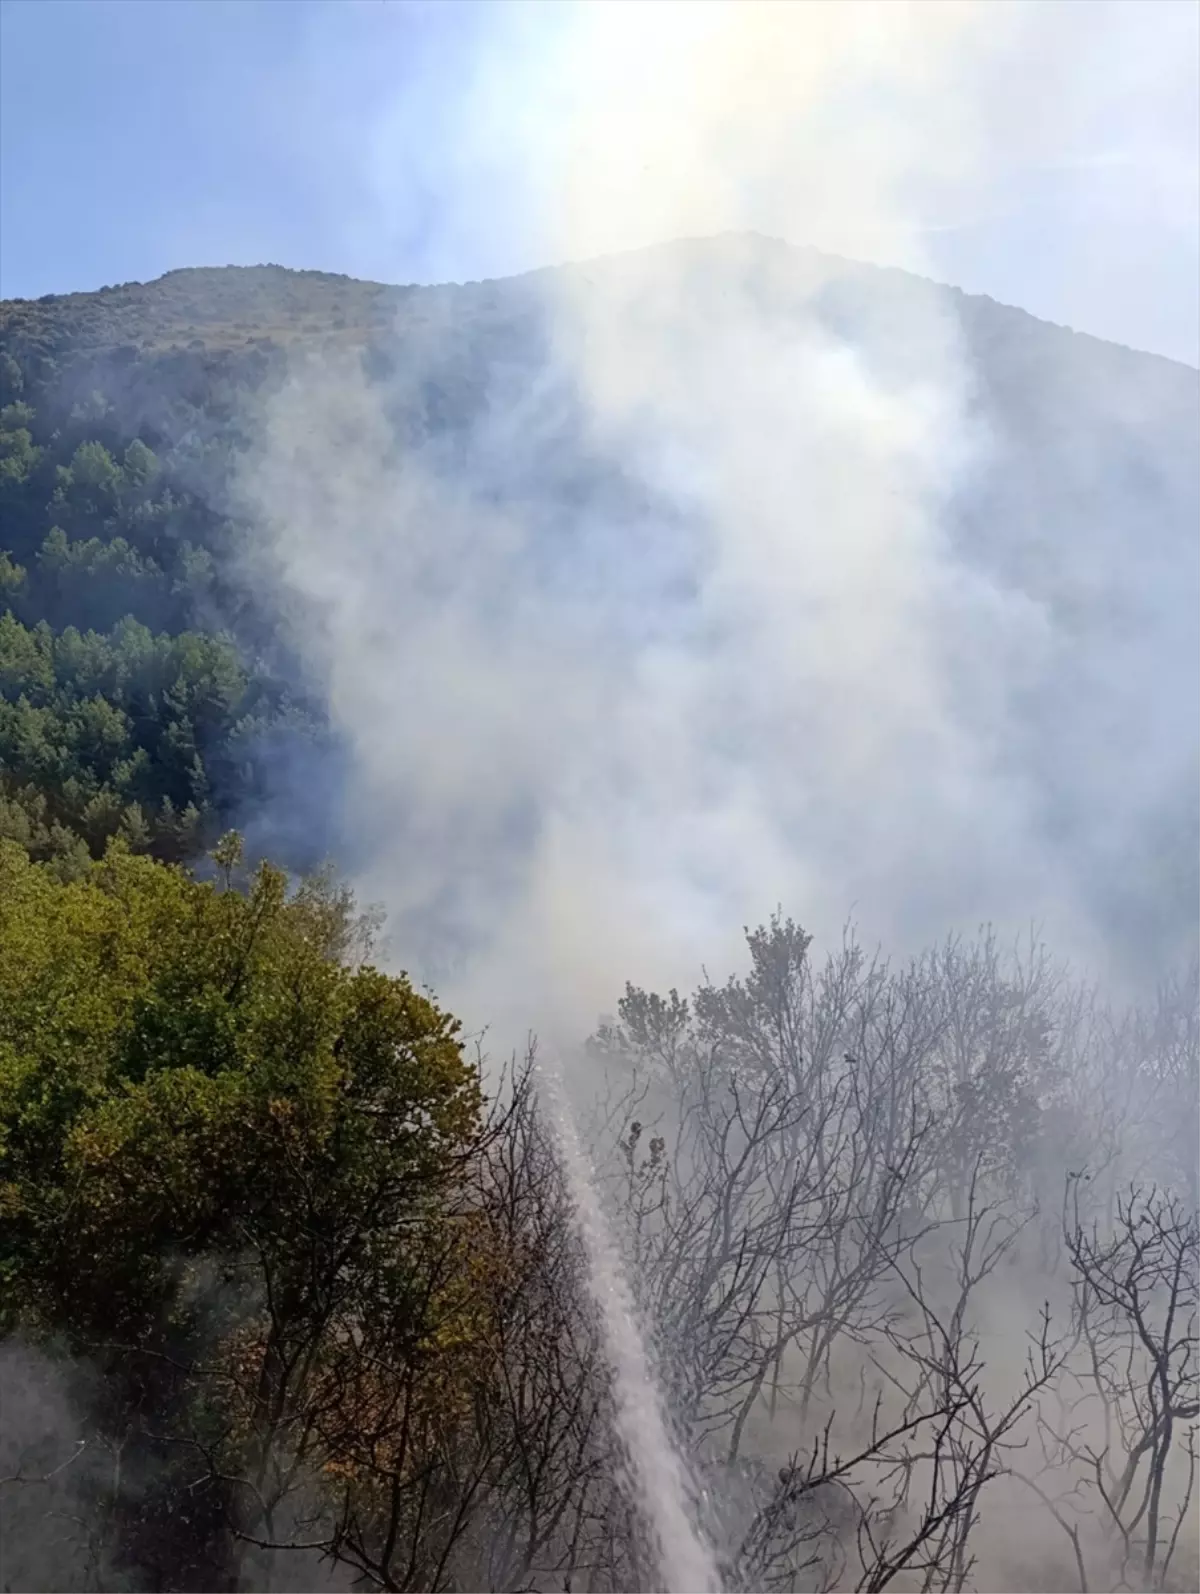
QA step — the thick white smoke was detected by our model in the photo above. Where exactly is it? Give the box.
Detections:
[241,0,1195,1049]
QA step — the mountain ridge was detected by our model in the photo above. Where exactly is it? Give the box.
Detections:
[4,233,1197,374]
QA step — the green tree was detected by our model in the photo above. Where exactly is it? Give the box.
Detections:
[0,838,485,1586]
[0,401,41,492]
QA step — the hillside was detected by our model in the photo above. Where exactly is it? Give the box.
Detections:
[1,239,1198,1594]
[1,238,1197,973]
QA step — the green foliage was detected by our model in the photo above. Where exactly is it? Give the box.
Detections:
[0,401,41,489]
[0,837,480,1342]
[0,392,220,634]
[0,549,27,602]
[0,350,23,404]
[0,284,334,877]
[0,264,398,366]
[0,837,496,1589]
[0,610,282,862]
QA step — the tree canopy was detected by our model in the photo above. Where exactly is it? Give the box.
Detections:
[0,835,507,1590]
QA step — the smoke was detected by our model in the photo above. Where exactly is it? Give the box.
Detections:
[239,0,1197,1049]
[0,1343,104,1593]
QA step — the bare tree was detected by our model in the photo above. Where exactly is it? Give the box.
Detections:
[1031,1182,1198,1593]
[594,920,946,1466]
[916,929,1066,1224]
[700,1158,1063,1594]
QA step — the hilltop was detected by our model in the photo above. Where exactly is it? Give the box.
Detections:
[0,263,405,360]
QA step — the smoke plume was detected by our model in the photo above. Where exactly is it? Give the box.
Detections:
[240,0,1198,1048]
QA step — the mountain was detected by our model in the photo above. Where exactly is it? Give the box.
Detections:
[1,237,1197,977]
[2,240,1198,1594]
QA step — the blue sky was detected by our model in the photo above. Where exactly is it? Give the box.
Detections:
[2,0,1197,363]
[0,1,529,290]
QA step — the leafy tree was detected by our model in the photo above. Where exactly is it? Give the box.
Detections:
[0,350,23,405]
[0,609,321,865]
[0,838,485,1588]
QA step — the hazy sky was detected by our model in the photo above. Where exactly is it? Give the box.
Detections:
[1,0,1197,364]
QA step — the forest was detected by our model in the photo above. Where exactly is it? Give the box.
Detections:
[0,257,1197,1594]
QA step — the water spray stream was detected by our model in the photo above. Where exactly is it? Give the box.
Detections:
[538,1053,722,1594]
